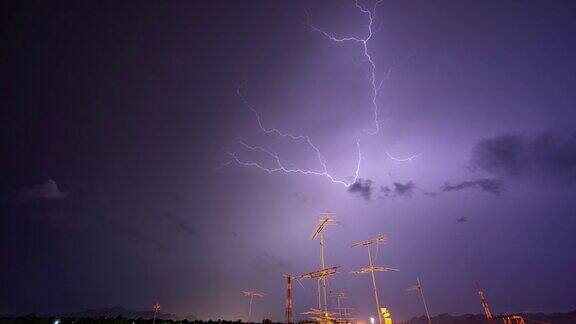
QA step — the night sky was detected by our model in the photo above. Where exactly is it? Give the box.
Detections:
[2,0,576,322]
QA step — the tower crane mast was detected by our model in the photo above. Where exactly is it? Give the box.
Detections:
[475,281,496,324]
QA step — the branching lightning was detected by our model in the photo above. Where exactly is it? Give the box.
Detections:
[309,0,384,136]
[235,83,329,173]
[224,0,407,187]
[228,138,361,188]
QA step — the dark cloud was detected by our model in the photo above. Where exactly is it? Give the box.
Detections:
[380,181,416,198]
[394,182,416,196]
[472,131,576,183]
[13,179,68,203]
[456,217,468,223]
[442,178,505,195]
[348,178,373,201]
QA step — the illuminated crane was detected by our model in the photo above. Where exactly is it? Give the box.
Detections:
[351,234,398,324]
[475,281,495,324]
[242,291,264,322]
[500,316,551,324]
[475,282,552,324]
[501,316,526,324]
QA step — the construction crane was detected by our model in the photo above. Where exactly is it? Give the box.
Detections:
[242,291,265,322]
[351,234,398,324]
[475,281,495,324]
[501,315,525,324]
[499,315,551,324]
[476,282,552,324]
[523,318,552,324]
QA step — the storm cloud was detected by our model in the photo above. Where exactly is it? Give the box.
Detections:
[380,181,417,198]
[472,131,576,183]
[348,178,373,201]
[442,178,505,195]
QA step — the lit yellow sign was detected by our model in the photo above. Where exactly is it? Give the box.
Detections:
[380,308,392,324]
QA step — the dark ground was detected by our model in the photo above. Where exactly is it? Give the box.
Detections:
[2,310,576,324]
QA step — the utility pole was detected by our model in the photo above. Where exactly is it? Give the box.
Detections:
[351,234,398,324]
[152,303,161,324]
[475,281,495,324]
[407,277,432,324]
[242,291,264,322]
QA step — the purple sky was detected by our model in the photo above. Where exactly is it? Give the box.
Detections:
[2,0,576,322]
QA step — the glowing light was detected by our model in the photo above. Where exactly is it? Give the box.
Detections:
[225,1,393,187]
[371,316,376,324]
[224,0,422,187]
[228,135,362,187]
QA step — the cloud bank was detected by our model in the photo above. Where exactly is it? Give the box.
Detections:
[380,181,416,198]
[442,178,505,195]
[14,179,68,203]
[472,130,576,183]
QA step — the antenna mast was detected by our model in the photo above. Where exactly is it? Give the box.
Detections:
[407,277,432,324]
[331,292,354,324]
[310,212,336,314]
[242,291,264,322]
[295,266,340,324]
[152,303,161,324]
[285,275,293,324]
[351,234,398,324]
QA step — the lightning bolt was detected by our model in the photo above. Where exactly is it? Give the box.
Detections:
[224,0,393,187]
[235,83,329,173]
[227,138,361,188]
[309,0,384,135]
[385,150,420,162]
[228,83,362,187]
[310,1,423,163]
